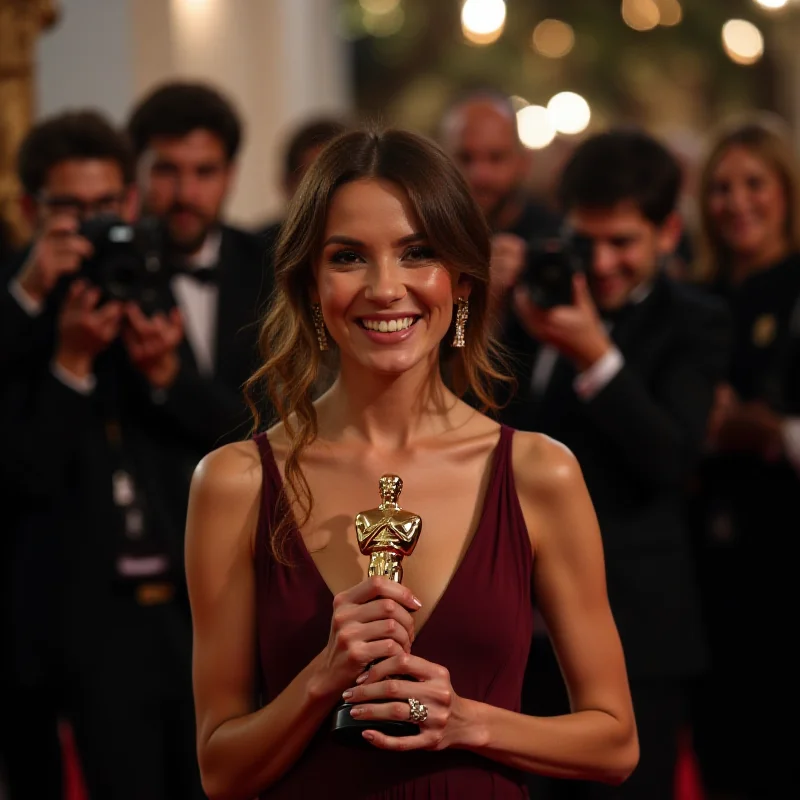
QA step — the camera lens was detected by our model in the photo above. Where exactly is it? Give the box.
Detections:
[101,252,140,301]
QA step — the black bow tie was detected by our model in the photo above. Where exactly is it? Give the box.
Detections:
[176,265,220,285]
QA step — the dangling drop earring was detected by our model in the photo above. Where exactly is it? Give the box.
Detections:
[312,303,328,351]
[452,297,469,348]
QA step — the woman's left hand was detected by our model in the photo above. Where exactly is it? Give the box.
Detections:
[341,653,478,751]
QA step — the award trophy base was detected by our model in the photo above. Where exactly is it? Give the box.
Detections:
[331,700,418,746]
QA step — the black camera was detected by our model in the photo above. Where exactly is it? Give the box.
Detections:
[521,235,592,309]
[79,214,174,313]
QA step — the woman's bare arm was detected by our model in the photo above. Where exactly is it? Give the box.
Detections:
[186,441,419,800]
[462,432,638,783]
[186,442,340,800]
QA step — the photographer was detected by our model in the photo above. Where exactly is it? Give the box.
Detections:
[1,113,135,371]
[498,130,730,800]
[0,111,136,799]
[0,110,206,799]
[439,90,561,308]
[126,80,272,449]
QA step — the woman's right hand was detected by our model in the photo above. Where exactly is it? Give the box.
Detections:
[316,576,422,697]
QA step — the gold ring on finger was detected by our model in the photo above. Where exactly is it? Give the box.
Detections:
[407,697,428,724]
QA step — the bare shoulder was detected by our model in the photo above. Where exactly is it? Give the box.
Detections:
[509,431,594,554]
[186,441,263,616]
[186,439,265,562]
[192,439,263,503]
[510,430,584,502]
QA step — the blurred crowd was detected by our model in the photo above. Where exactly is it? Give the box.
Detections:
[1,80,796,800]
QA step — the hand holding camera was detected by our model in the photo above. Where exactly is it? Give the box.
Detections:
[48,214,184,385]
[77,213,185,387]
[17,215,93,305]
[122,303,183,390]
[514,272,612,371]
[54,280,124,379]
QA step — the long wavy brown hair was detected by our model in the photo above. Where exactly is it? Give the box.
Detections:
[696,114,800,286]
[244,128,511,561]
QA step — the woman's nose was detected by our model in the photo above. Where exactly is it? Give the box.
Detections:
[364,261,406,305]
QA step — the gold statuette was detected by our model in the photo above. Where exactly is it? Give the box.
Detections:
[331,474,423,745]
[355,475,422,584]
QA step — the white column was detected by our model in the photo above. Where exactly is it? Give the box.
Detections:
[37,0,136,123]
[37,0,352,226]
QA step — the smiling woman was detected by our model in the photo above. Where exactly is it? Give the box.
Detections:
[248,130,508,552]
[183,128,638,800]
[697,115,800,292]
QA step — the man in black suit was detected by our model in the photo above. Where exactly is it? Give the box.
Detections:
[0,110,138,799]
[126,80,272,450]
[2,86,270,798]
[496,130,730,799]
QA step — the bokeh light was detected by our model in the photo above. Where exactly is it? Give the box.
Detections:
[655,0,683,27]
[753,0,789,10]
[621,0,660,32]
[722,19,764,65]
[461,0,506,46]
[547,92,592,135]
[516,105,556,150]
[532,19,575,59]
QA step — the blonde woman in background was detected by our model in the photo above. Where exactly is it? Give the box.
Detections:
[695,114,800,297]
[691,115,800,799]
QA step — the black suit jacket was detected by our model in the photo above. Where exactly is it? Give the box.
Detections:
[500,274,731,679]
[693,254,800,649]
[2,224,272,678]
[144,224,274,449]
[0,251,59,372]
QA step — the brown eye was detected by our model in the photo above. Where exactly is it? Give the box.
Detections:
[330,249,363,265]
[404,245,436,261]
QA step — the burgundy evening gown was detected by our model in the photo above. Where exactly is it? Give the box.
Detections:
[253,425,533,798]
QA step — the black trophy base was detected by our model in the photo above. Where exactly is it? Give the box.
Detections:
[331,701,418,746]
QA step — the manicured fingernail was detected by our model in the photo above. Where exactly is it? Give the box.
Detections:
[362,731,374,742]
[412,596,422,608]
[356,672,369,684]
[342,690,353,700]
[350,707,363,717]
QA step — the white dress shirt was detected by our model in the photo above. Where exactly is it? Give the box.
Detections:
[170,229,221,378]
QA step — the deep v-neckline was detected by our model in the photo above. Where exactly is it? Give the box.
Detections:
[259,427,509,644]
